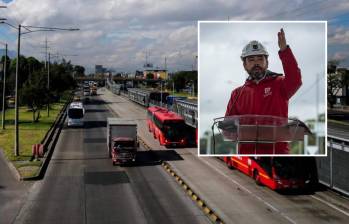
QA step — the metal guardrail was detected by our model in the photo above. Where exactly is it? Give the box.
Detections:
[106,79,121,95]
[327,136,349,153]
[22,96,73,180]
[317,136,349,196]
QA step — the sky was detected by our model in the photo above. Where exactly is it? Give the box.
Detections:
[0,0,349,74]
[199,22,326,136]
[0,0,349,135]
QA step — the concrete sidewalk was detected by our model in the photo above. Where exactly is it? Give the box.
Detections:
[0,149,32,224]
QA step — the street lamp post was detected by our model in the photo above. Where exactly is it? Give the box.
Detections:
[1,21,79,156]
[160,80,163,107]
[1,42,7,130]
[47,52,50,117]
[172,81,174,96]
[14,24,21,156]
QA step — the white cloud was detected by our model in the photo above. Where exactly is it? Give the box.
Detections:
[331,52,349,61]
[329,28,349,45]
[0,0,348,73]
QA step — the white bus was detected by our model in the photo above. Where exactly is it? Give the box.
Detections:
[67,102,85,127]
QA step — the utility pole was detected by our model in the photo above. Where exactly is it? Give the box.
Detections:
[195,55,198,71]
[164,57,167,70]
[14,24,21,156]
[1,43,7,129]
[47,52,50,117]
[315,73,319,152]
[44,37,48,69]
[145,51,148,65]
[160,81,163,107]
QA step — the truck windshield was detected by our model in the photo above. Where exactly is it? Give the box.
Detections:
[68,108,84,119]
[113,141,135,149]
[163,121,187,141]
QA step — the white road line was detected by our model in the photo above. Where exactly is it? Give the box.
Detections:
[199,158,297,224]
[310,195,349,217]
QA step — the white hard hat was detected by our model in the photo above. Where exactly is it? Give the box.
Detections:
[241,40,269,60]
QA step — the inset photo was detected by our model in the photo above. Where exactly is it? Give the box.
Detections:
[199,21,326,156]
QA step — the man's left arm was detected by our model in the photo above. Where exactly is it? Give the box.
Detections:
[278,28,302,99]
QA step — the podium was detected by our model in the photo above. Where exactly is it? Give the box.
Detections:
[214,115,312,154]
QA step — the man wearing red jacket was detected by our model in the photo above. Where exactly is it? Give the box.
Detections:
[225,28,302,154]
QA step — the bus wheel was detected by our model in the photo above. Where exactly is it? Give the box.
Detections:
[253,170,262,186]
[226,161,234,170]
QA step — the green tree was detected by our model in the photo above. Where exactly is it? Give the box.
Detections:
[73,65,85,77]
[146,73,154,79]
[21,70,48,122]
[327,60,342,108]
[49,62,76,101]
[1,55,11,110]
[26,56,43,77]
[172,71,197,93]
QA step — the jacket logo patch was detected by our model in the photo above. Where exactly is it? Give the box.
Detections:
[264,87,272,97]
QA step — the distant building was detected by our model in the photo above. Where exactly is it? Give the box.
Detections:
[135,70,143,79]
[143,69,168,80]
[95,65,106,75]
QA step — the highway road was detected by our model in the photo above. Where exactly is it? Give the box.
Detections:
[99,88,349,224]
[11,95,209,224]
[2,88,349,224]
[328,121,349,140]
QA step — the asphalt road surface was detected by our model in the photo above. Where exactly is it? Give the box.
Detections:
[0,151,32,224]
[99,88,349,224]
[11,96,209,224]
[2,89,349,224]
[328,121,349,140]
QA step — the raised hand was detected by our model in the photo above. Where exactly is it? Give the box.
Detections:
[278,28,287,51]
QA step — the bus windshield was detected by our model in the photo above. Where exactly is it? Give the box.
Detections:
[162,121,187,141]
[68,108,84,119]
[272,158,304,179]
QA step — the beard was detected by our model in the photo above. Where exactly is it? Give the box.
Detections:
[247,65,266,80]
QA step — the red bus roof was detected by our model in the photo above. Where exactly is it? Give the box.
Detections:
[154,110,184,123]
[147,106,168,113]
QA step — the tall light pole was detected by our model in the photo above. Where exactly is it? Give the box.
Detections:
[47,52,50,117]
[160,80,163,107]
[1,42,7,130]
[1,21,79,156]
[14,24,21,156]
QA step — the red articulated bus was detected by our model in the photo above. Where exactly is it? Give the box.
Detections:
[147,106,166,133]
[224,156,317,191]
[147,106,188,147]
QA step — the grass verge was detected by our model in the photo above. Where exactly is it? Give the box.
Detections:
[0,101,66,178]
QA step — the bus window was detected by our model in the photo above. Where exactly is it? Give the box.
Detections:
[272,158,303,179]
[67,102,85,127]
[255,157,272,177]
[163,121,187,141]
[68,108,84,119]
